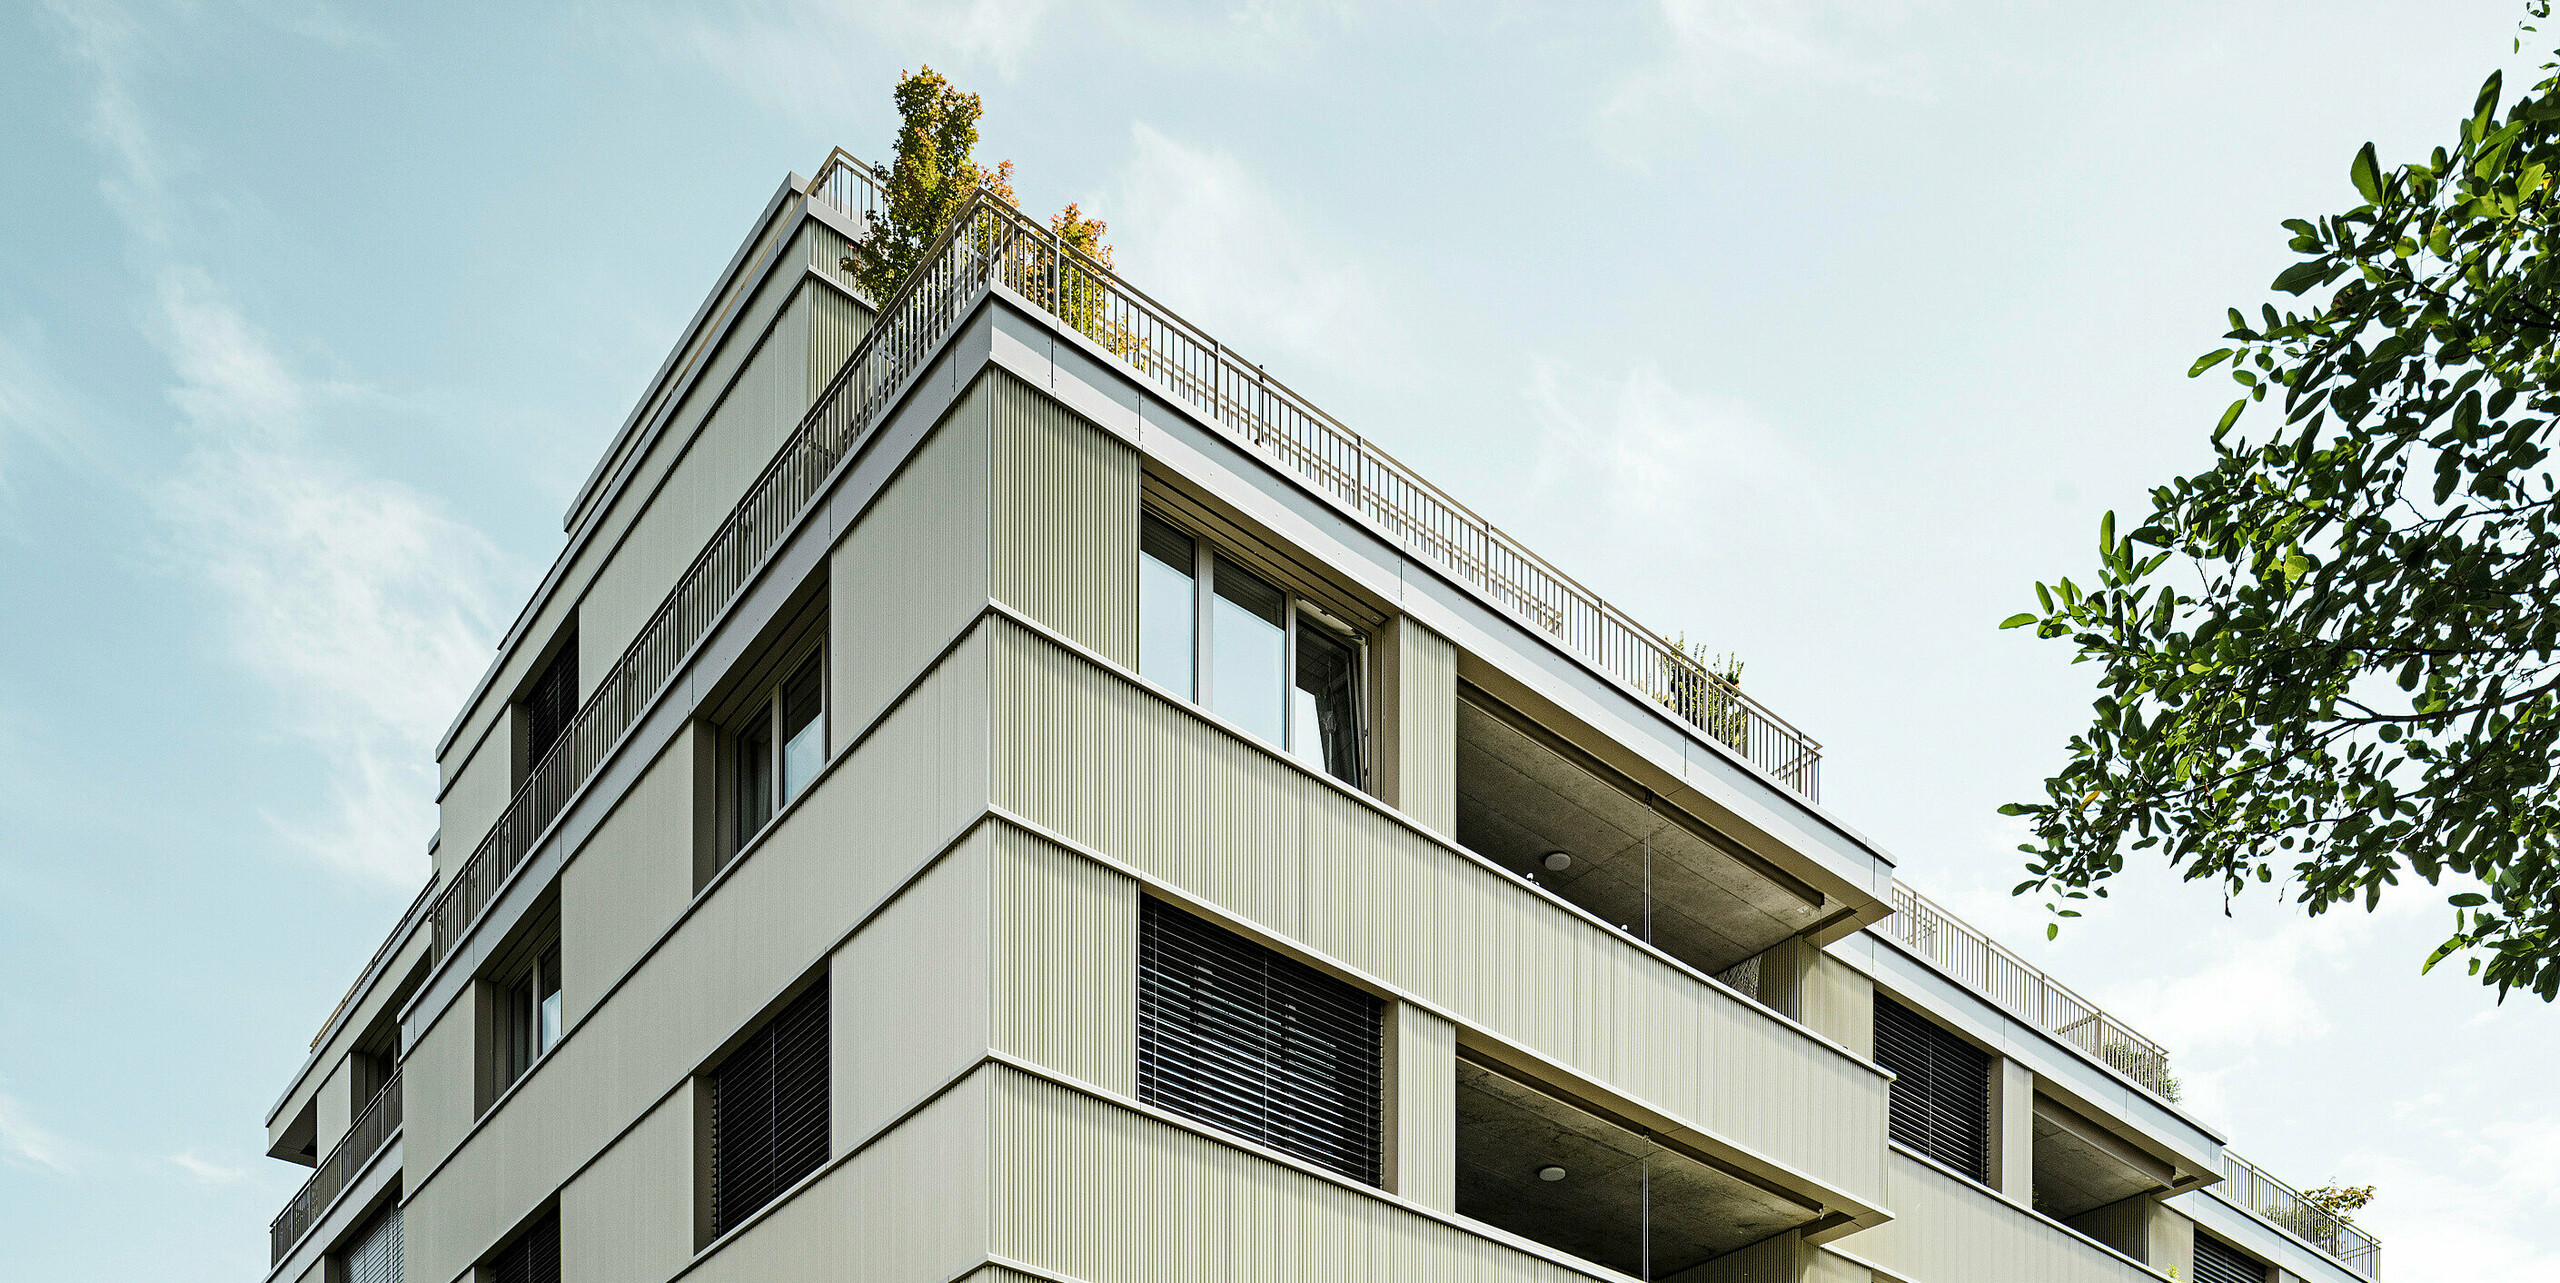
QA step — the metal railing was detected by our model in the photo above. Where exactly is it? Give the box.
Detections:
[270,1067,401,1265]
[431,152,1827,968]
[815,154,1824,796]
[1881,882,2178,1100]
[2219,1150,2382,1277]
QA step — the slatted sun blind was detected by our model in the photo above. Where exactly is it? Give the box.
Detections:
[2193,1232,2271,1283]
[524,638,578,771]
[711,979,830,1233]
[1874,994,1992,1182]
[489,1209,558,1283]
[1138,897,1383,1184]
[343,1201,400,1283]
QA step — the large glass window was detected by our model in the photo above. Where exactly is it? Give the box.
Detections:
[1211,559,1289,745]
[1135,511,1367,789]
[499,942,563,1094]
[1139,515,1197,697]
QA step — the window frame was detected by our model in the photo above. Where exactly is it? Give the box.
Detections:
[1137,509,1371,790]
[722,639,827,858]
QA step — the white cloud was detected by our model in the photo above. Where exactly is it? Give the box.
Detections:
[0,1090,75,1176]
[148,273,505,886]
[1524,358,1839,564]
[1598,0,1943,167]
[0,322,100,498]
[166,1150,246,1185]
[1098,122,1403,382]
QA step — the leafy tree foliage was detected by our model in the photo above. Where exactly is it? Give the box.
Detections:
[846,66,1016,301]
[843,68,1112,308]
[2007,15,2560,998]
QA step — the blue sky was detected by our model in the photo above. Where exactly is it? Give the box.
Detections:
[3,0,2555,1277]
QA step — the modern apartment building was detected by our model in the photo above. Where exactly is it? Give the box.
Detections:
[259,150,2386,1283]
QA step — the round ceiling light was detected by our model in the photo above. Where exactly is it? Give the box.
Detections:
[1542,851,1572,871]
[1537,1165,1568,1182]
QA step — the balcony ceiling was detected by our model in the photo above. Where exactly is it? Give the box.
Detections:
[1455,699,1821,976]
[1454,1059,1817,1276]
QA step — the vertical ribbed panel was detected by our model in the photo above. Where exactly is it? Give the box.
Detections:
[560,1089,695,1283]
[1802,947,1876,1058]
[831,377,991,748]
[680,1070,989,1283]
[1857,1149,2160,1283]
[1385,1002,1456,1210]
[984,615,1887,1212]
[401,641,989,1283]
[579,282,816,691]
[1696,1228,1804,1283]
[836,827,992,1149]
[560,740,692,1029]
[989,369,1139,667]
[805,282,874,404]
[988,1064,1604,1283]
[803,218,865,299]
[1810,1246,1875,1283]
[991,824,1138,1094]
[1381,619,1457,835]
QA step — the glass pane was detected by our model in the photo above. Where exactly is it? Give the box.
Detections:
[1139,515,1196,697]
[780,655,825,805]
[506,975,536,1084]
[1293,619,1361,785]
[538,946,563,1054]
[1212,559,1287,745]
[736,716,773,847]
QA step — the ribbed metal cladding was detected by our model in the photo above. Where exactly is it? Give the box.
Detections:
[2193,1232,2269,1283]
[712,979,831,1233]
[1874,994,1991,1182]
[1137,897,1382,1185]
[490,1208,559,1283]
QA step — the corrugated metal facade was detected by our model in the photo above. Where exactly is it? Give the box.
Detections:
[559,736,694,1029]
[988,370,1140,668]
[830,377,992,745]
[1854,1150,2159,1283]
[990,823,1139,1095]
[403,636,991,1283]
[1386,1003,1457,1210]
[805,281,872,404]
[988,1064,1610,1283]
[983,613,1888,1212]
[1381,618,1458,836]
[558,1091,695,1283]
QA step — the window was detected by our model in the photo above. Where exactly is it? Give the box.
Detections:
[498,943,563,1094]
[1874,995,1991,1182]
[2191,1232,2269,1283]
[730,650,826,853]
[342,1200,401,1283]
[488,1209,558,1283]
[523,633,577,774]
[1138,898,1382,1183]
[709,979,830,1234]
[1134,511,1366,788]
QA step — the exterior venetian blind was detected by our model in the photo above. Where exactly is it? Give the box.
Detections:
[2192,1232,2269,1283]
[1874,994,1991,1181]
[1138,897,1383,1184]
[344,1201,401,1283]
[711,979,830,1233]
[489,1209,558,1283]
[524,638,578,771]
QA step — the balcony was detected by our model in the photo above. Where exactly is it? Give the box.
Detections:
[427,151,1832,974]
[1881,882,2176,1100]
[270,1067,400,1265]
[2217,1150,2383,1278]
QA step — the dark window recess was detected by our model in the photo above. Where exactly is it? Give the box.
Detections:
[1874,995,1991,1182]
[2192,1232,2269,1283]
[489,1209,559,1283]
[524,639,578,771]
[1138,897,1382,1184]
[711,980,831,1234]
